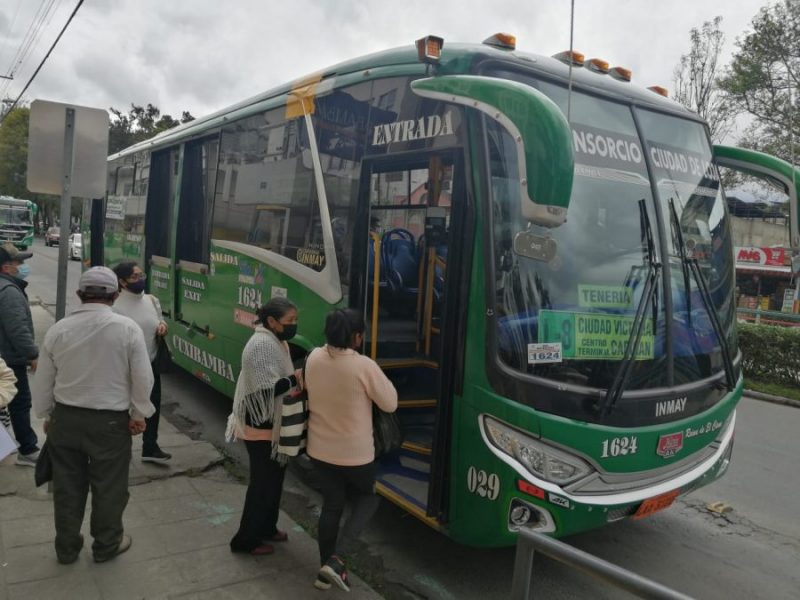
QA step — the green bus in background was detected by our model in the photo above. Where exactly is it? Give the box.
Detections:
[0,196,37,249]
[83,34,798,546]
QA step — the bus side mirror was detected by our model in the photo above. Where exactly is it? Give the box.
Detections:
[411,75,574,228]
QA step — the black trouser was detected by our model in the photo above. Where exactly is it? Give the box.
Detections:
[142,361,161,453]
[8,364,38,455]
[230,440,286,552]
[312,458,379,565]
[47,403,131,561]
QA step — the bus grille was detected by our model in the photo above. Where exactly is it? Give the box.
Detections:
[606,505,638,522]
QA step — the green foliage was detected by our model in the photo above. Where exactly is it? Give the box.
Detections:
[0,107,30,198]
[745,378,800,401]
[0,102,193,229]
[719,1,800,160]
[109,103,195,154]
[738,322,800,387]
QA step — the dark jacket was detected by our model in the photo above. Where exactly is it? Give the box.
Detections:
[0,274,38,366]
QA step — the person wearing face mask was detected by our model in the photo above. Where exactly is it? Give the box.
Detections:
[112,262,171,463]
[0,242,40,466]
[225,297,305,556]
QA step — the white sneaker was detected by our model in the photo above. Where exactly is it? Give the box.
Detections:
[313,574,332,590]
[15,451,39,467]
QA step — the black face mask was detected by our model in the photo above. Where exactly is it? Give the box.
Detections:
[276,324,297,341]
[126,280,146,294]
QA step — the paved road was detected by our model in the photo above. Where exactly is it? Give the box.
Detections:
[23,246,800,599]
[159,381,800,600]
[24,236,82,314]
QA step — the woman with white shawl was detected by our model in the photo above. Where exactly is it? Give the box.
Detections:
[226,297,303,556]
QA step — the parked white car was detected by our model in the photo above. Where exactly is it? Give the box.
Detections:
[68,233,82,261]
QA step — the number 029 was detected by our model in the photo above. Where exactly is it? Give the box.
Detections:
[466,466,500,500]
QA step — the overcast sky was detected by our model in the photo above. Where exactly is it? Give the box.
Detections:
[0,0,774,140]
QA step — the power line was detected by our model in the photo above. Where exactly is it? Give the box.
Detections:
[0,0,27,73]
[0,0,83,124]
[0,0,56,99]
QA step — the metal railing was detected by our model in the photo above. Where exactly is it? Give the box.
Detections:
[511,528,695,600]
[736,307,800,327]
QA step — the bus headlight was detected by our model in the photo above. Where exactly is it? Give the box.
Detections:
[482,415,593,485]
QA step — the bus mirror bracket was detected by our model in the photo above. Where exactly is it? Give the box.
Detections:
[410,75,574,227]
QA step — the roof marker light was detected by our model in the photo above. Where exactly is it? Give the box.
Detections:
[553,50,585,67]
[416,35,444,64]
[483,32,517,50]
[648,85,669,97]
[586,58,610,74]
[610,66,632,82]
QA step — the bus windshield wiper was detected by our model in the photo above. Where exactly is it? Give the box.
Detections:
[668,198,736,390]
[598,199,661,418]
[669,198,693,329]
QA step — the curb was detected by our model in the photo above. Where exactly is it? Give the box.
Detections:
[744,389,800,409]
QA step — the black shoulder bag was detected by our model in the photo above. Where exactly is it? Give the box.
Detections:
[372,405,402,456]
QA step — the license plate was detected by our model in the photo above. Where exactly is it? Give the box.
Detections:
[633,490,680,519]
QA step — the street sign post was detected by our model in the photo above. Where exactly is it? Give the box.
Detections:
[27,100,108,320]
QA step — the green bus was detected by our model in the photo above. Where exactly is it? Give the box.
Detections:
[84,35,795,546]
[0,196,37,249]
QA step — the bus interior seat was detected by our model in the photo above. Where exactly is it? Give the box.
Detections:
[382,228,420,302]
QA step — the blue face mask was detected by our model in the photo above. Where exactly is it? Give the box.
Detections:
[15,264,30,280]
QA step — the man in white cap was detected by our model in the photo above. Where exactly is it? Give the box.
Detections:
[0,241,39,466]
[32,266,155,565]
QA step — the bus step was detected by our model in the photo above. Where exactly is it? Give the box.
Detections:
[398,398,436,409]
[401,425,433,456]
[401,440,432,456]
[375,467,440,530]
[378,357,439,370]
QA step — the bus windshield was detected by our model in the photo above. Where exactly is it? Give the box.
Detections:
[0,206,32,225]
[636,108,737,384]
[489,72,736,394]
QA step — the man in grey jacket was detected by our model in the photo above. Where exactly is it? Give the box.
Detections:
[0,242,39,465]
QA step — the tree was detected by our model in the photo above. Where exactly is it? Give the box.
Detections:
[108,103,195,154]
[0,106,70,230]
[673,16,736,143]
[0,102,195,229]
[719,1,800,161]
[0,107,30,199]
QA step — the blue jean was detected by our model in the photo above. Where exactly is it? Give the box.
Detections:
[8,365,39,455]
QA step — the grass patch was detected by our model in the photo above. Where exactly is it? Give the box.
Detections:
[746,378,800,401]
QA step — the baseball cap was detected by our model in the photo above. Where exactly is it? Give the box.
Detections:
[78,266,119,293]
[0,242,33,265]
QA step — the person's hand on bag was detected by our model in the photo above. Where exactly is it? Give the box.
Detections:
[128,419,146,435]
[294,368,305,391]
[156,322,168,337]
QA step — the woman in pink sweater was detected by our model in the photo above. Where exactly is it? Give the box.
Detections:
[305,309,397,591]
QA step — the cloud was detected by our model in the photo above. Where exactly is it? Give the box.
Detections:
[0,0,770,137]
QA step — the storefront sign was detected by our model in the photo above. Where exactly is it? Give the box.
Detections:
[735,246,786,267]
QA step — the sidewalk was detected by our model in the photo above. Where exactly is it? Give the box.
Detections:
[0,305,382,599]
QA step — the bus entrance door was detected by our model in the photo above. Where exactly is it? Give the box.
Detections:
[358,153,460,526]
